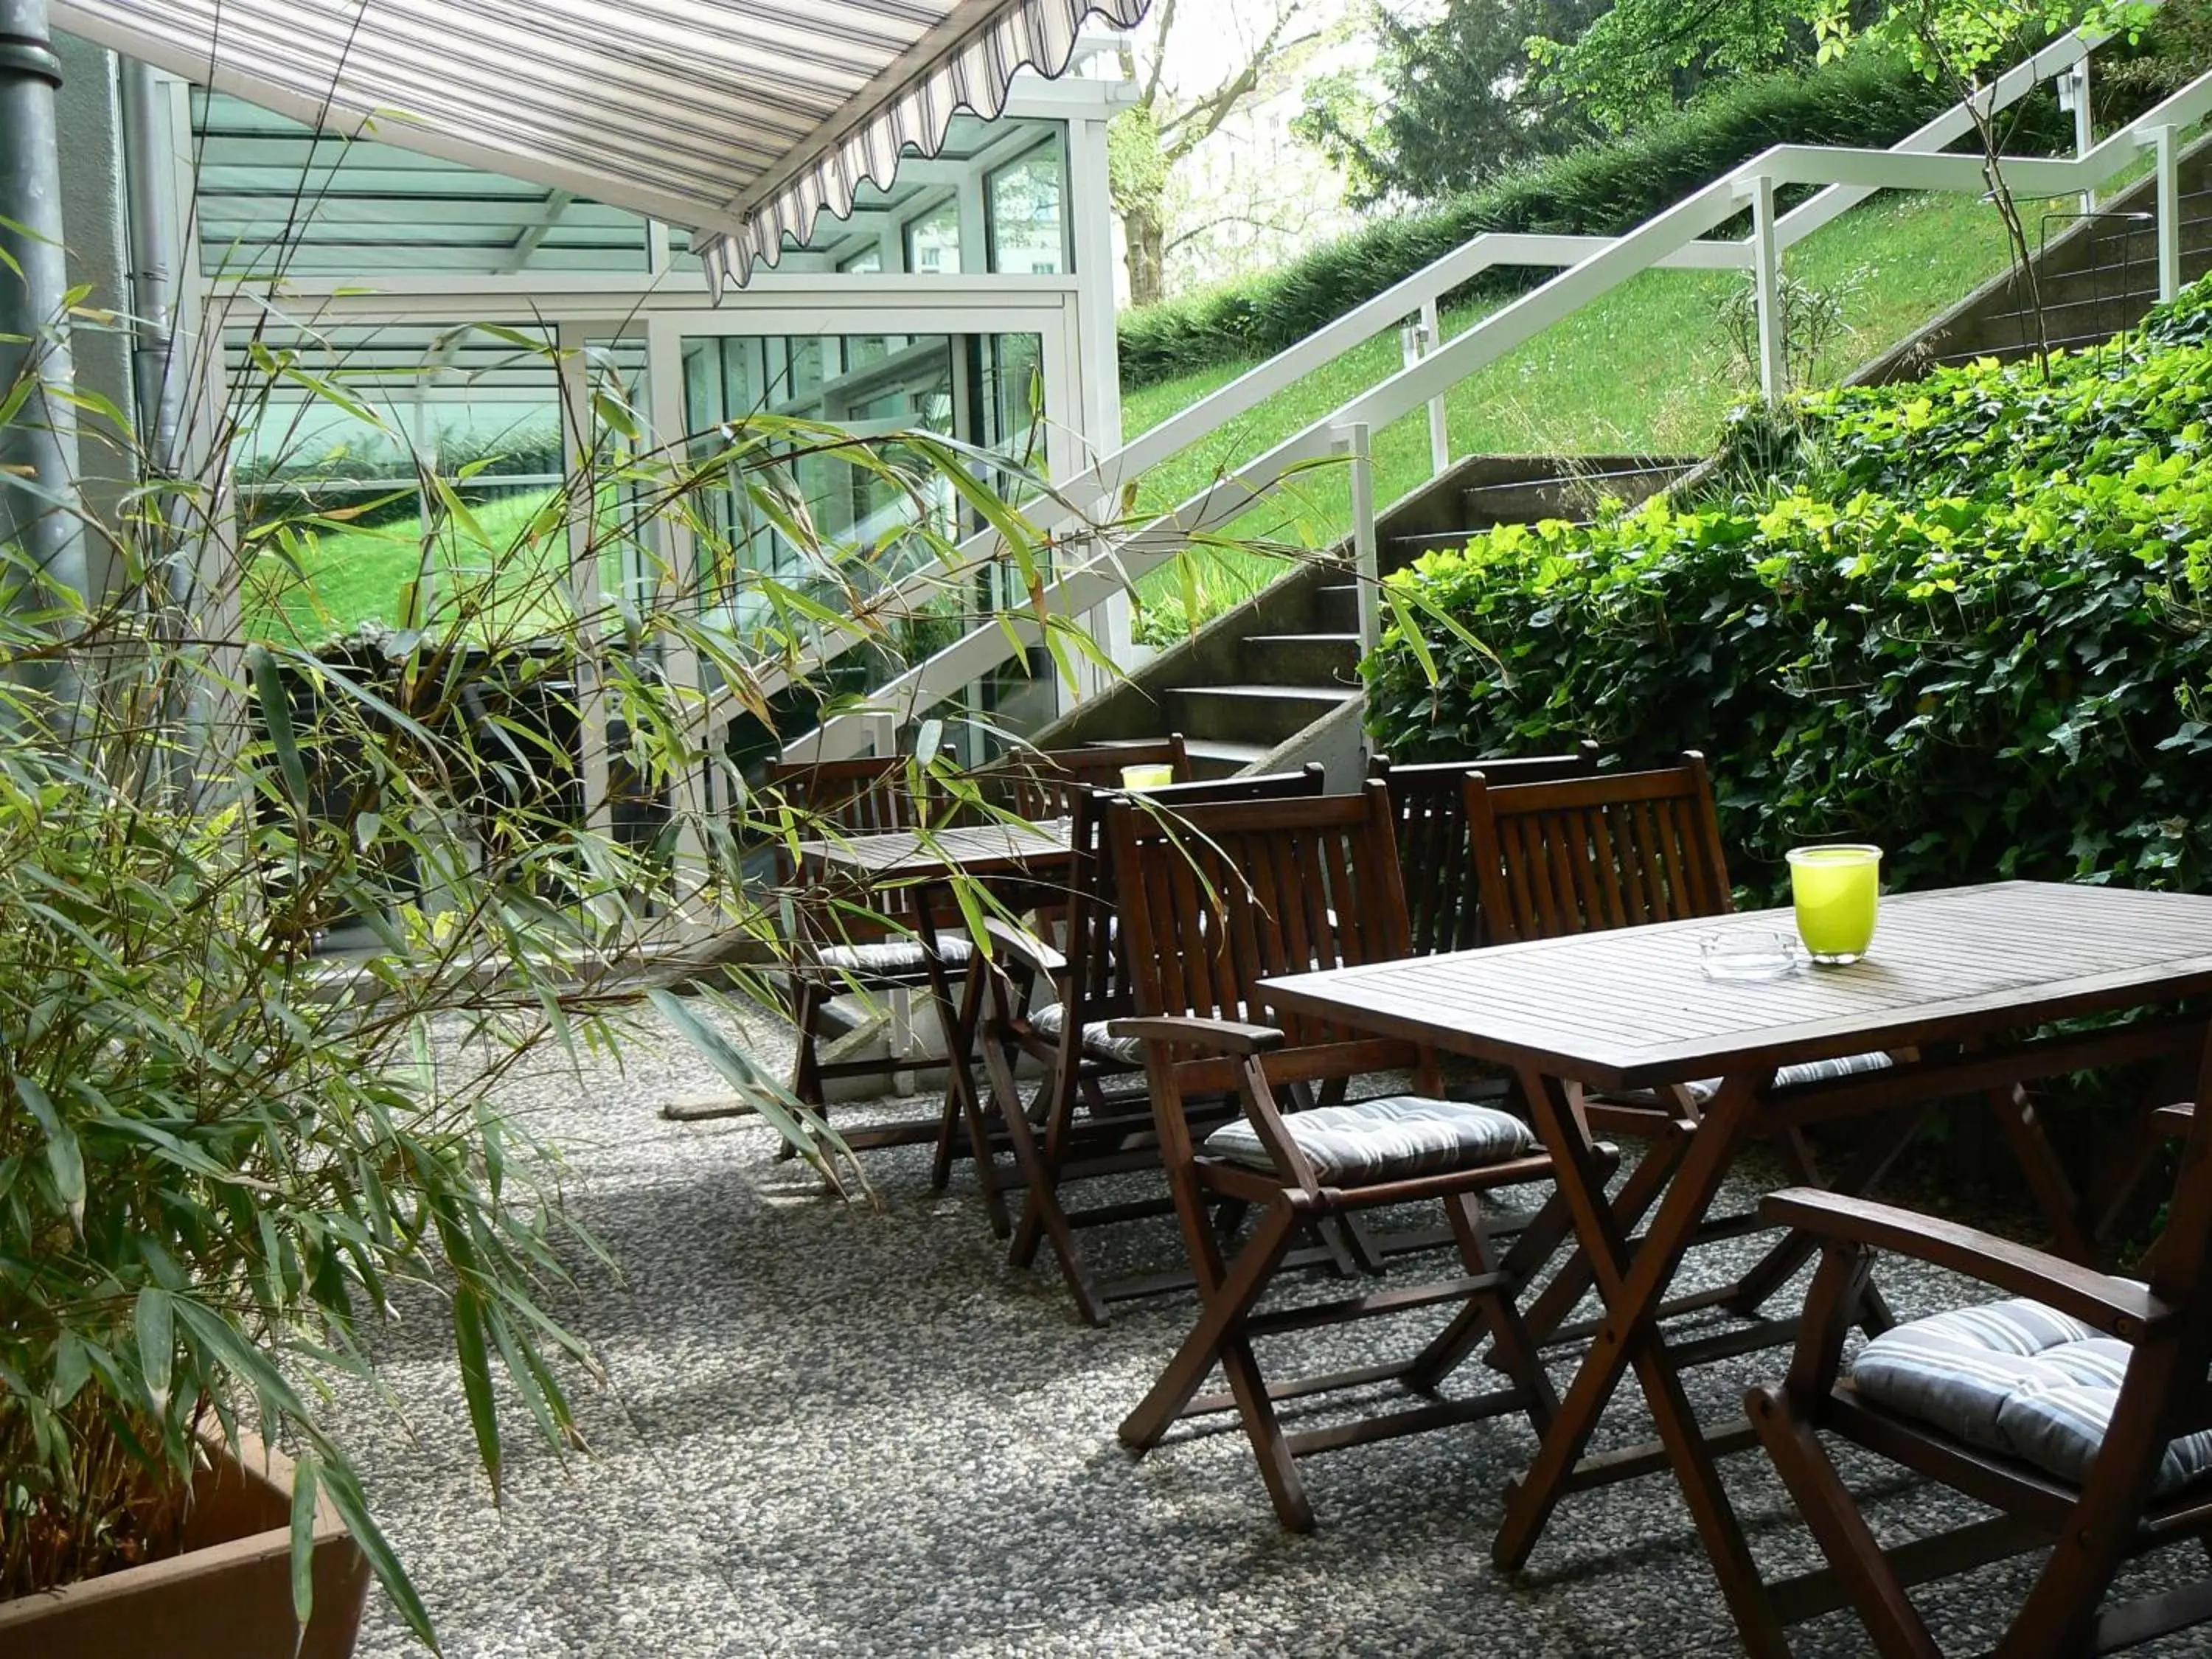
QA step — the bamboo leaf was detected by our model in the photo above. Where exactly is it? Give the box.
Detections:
[135,1287,174,1415]
[289,1446,321,1628]
[15,1076,83,1229]
[249,648,310,809]
[315,1455,439,1654]
[451,1284,503,1502]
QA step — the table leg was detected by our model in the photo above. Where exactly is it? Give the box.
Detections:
[917,897,1012,1237]
[1987,1080,2096,1263]
[1724,1102,1932,1324]
[974,973,1112,1324]
[1498,1069,1792,1657]
[2086,1051,2199,1251]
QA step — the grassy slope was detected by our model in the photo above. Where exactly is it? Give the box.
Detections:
[1119,189,2017,613]
[243,189,2014,646]
[246,488,569,647]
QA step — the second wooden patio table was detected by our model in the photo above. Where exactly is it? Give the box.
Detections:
[1258,879,2212,1657]
[796,817,1074,1234]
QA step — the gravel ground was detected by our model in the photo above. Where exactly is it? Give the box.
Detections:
[328,1004,2199,1658]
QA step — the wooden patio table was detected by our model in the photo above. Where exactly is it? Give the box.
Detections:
[796,818,1074,1235]
[1258,880,2212,1657]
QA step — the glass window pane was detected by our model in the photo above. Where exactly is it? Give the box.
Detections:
[987,142,1066,275]
[903,201,961,275]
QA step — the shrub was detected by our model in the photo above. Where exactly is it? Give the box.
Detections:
[1363,276,2212,908]
[1117,49,2072,389]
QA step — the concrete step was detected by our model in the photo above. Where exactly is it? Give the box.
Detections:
[1183,737,1273,779]
[1458,462,1692,530]
[1312,582,1362,634]
[1238,631,1360,686]
[1169,683,1359,748]
[1456,476,1585,525]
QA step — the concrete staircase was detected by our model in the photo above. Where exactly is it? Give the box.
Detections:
[1854,128,2212,382]
[1042,133,2212,787]
[1036,455,1694,781]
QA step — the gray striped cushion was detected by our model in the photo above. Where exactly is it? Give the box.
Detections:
[1853,1297,2212,1494]
[1029,1001,1147,1065]
[1680,1050,1894,1105]
[1204,1095,1537,1185]
[813,936,973,980]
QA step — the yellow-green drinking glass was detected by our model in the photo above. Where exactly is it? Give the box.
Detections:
[1121,762,1175,790]
[1787,844,1882,964]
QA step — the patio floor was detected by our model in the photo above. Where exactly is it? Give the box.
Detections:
[335,1003,2202,1658]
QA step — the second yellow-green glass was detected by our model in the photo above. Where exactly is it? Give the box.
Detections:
[1787,844,1882,964]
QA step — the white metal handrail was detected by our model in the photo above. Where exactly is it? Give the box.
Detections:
[757,29,2208,765]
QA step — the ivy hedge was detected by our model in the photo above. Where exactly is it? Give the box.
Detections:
[1363,276,2212,914]
[1118,50,2073,389]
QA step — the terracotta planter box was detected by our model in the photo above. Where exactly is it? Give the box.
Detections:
[0,1433,370,1659]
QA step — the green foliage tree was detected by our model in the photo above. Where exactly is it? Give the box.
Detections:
[1527,0,1840,131]
[1108,0,1327,305]
[1294,0,1610,204]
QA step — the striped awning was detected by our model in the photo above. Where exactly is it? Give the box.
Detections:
[54,0,1148,287]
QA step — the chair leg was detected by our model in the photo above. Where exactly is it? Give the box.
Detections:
[1119,1204,1301,1452]
[782,979,830,1164]
[1217,1322,1315,1531]
[1723,1105,1929,1324]
[1747,1382,1942,1659]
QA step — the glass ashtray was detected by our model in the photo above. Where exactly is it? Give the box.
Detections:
[1698,929,1806,981]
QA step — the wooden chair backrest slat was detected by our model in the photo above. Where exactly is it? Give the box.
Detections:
[1107,782,1417,1054]
[1371,742,1600,953]
[1466,753,1732,945]
[1060,766,1325,1031]
[759,756,927,946]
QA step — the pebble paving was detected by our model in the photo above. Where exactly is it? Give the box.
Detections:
[330,1003,2199,1658]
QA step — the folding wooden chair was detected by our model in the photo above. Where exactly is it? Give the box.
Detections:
[1463,754,1902,1348]
[983,765,1326,1325]
[1369,741,1599,955]
[1746,1082,2212,1656]
[764,754,973,1155]
[1106,782,1593,1530]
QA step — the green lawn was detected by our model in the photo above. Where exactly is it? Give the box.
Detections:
[1119,188,2018,616]
[244,188,2016,647]
[245,487,574,647]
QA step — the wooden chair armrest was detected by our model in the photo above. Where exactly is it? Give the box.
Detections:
[1761,1188,2168,1340]
[979,917,1067,978]
[1107,1015,1286,1055]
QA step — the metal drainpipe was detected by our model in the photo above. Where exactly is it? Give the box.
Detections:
[119,54,178,474]
[0,0,91,611]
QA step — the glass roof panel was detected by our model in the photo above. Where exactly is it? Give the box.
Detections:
[194,94,1071,279]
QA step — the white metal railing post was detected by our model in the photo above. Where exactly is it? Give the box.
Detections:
[1748,175,1787,401]
[1344,422,1381,661]
[2154,124,2183,300]
[2061,58,2096,214]
[1420,296,1449,476]
[1398,307,1452,479]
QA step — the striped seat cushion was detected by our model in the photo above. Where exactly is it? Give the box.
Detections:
[810,935,973,981]
[1029,1001,1147,1065]
[1852,1297,2212,1494]
[1205,1095,1537,1186]
[1672,1051,1896,1105]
